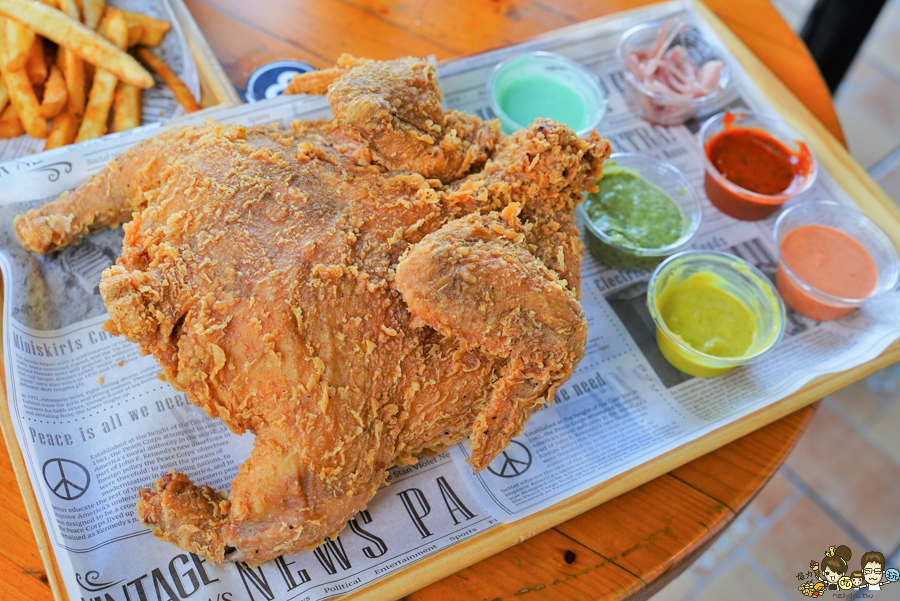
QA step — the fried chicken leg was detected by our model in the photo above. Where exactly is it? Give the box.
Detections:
[14,56,610,563]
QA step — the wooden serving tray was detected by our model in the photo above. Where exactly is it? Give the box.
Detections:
[166,0,240,109]
[2,2,899,600]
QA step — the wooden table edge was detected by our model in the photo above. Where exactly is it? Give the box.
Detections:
[628,393,813,599]
[166,0,242,108]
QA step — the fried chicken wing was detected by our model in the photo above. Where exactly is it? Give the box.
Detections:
[315,56,498,182]
[14,56,611,563]
[283,54,373,96]
[395,205,588,468]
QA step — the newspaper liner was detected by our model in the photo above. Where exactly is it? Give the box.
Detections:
[0,0,200,163]
[1,2,898,600]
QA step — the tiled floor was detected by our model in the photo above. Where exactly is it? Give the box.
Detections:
[832,0,900,196]
[649,2,900,599]
[651,376,900,601]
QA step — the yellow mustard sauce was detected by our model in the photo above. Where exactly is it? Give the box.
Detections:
[654,270,766,377]
[658,271,757,358]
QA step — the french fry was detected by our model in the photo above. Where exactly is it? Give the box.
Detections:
[75,7,125,142]
[0,25,46,139]
[112,79,139,132]
[0,16,21,138]
[0,101,23,137]
[54,0,84,119]
[45,105,76,148]
[126,22,142,47]
[122,10,169,47]
[0,15,6,70]
[113,81,141,131]
[0,0,153,88]
[0,78,8,114]
[102,10,126,49]
[57,47,83,117]
[24,36,46,86]
[55,0,79,20]
[54,54,81,120]
[1,67,45,137]
[40,64,66,117]
[135,47,199,113]
[0,16,7,69]
[82,0,102,30]
[5,18,33,70]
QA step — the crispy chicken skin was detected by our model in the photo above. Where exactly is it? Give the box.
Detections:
[14,56,611,563]
[395,206,588,469]
[283,54,373,96]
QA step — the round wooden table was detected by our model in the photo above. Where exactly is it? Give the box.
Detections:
[0,1,839,600]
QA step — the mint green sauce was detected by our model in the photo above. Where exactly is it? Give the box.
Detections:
[498,75,588,131]
[585,165,685,249]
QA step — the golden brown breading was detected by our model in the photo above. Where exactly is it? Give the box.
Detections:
[283,54,373,96]
[322,57,499,182]
[395,205,588,468]
[14,137,170,254]
[14,56,611,564]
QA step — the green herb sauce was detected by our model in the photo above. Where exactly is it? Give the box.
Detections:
[585,165,685,249]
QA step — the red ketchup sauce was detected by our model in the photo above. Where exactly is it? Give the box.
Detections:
[703,113,813,220]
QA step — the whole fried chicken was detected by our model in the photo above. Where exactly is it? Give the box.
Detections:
[14,56,611,564]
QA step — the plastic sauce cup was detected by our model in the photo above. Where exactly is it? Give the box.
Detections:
[699,111,817,221]
[577,153,702,270]
[774,201,900,321]
[647,251,785,378]
[617,22,730,126]
[488,51,607,136]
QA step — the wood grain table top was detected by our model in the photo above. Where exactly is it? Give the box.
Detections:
[0,1,837,600]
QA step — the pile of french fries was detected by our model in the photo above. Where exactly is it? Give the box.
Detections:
[0,0,199,150]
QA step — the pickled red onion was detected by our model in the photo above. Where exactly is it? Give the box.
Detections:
[624,19,723,101]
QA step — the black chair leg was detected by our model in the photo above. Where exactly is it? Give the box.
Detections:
[800,0,889,93]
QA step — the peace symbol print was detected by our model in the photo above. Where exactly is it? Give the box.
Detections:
[43,458,91,501]
[487,440,532,478]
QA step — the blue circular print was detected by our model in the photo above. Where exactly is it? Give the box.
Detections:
[245,60,316,102]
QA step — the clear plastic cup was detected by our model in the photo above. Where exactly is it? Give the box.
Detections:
[699,111,817,221]
[487,51,607,136]
[576,152,702,270]
[617,22,730,126]
[773,201,900,320]
[647,251,786,378]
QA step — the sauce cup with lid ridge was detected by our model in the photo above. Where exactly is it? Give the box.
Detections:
[700,111,817,221]
[773,201,900,321]
[617,21,730,126]
[577,153,702,270]
[647,251,785,378]
[488,51,607,136]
